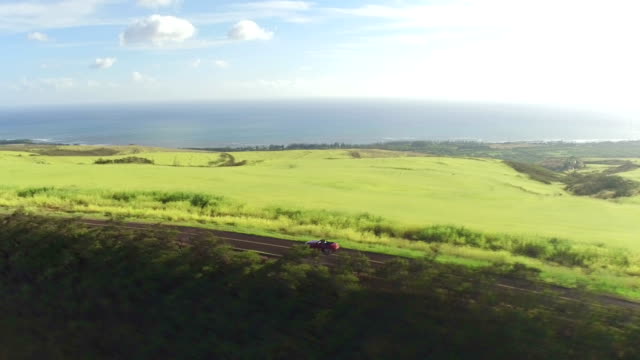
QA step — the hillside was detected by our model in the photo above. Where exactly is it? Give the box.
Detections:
[2,146,639,243]
[2,145,640,298]
[1,214,638,359]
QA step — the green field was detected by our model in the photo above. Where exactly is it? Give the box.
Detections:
[2,144,640,297]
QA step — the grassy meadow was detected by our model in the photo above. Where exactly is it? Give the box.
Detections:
[2,144,640,297]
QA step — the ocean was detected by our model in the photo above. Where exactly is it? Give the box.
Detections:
[0,100,637,147]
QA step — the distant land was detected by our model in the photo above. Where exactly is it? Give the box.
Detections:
[4,138,640,163]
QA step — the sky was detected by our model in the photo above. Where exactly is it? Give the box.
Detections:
[1,0,639,112]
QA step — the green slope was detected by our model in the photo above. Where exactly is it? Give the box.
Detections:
[2,148,640,247]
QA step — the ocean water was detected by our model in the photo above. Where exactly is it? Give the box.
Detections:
[0,100,637,147]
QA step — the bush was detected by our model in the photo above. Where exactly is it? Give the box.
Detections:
[94,156,154,165]
[190,194,210,209]
[539,157,585,171]
[603,161,640,175]
[565,172,638,198]
[150,191,224,209]
[504,161,563,184]
[153,191,193,204]
[211,153,247,167]
[546,238,587,267]
[111,192,137,202]
[513,241,548,259]
[16,186,54,197]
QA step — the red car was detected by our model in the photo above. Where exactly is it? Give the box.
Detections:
[306,239,340,255]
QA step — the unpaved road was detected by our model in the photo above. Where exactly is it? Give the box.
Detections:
[64,219,640,312]
[79,219,394,266]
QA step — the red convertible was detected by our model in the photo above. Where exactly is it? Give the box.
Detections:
[306,239,340,255]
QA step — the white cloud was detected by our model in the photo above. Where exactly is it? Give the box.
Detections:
[41,77,74,90]
[121,15,196,47]
[214,60,229,68]
[132,72,144,82]
[27,31,48,41]
[0,0,111,32]
[132,71,156,84]
[228,20,273,41]
[331,1,640,31]
[234,1,314,23]
[91,57,117,69]
[187,1,315,26]
[190,58,201,68]
[18,77,75,91]
[137,0,178,9]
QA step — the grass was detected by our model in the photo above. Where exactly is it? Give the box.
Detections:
[2,148,640,245]
[2,145,640,298]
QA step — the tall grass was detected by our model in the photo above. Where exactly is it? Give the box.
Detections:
[1,185,638,278]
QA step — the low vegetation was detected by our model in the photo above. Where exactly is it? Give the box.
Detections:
[208,152,247,167]
[505,160,640,198]
[38,147,121,156]
[0,139,39,145]
[504,160,563,184]
[603,161,640,175]
[94,156,155,165]
[190,140,640,163]
[2,186,640,298]
[1,213,638,359]
[539,157,585,171]
[565,173,639,198]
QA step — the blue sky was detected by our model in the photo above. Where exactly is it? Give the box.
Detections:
[1,0,639,111]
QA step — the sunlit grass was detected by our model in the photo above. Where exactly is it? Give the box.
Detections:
[2,146,640,299]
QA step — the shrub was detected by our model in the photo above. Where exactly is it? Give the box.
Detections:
[504,160,563,184]
[36,147,120,156]
[399,225,486,247]
[271,207,305,220]
[546,238,587,267]
[539,157,585,171]
[94,156,154,165]
[565,173,638,198]
[150,191,225,209]
[603,161,640,175]
[16,187,54,197]
[212,153,247,167]
[111,192,137,202]
[513,242,548,259]
[190,194,210,209]
[153,192,193,204]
